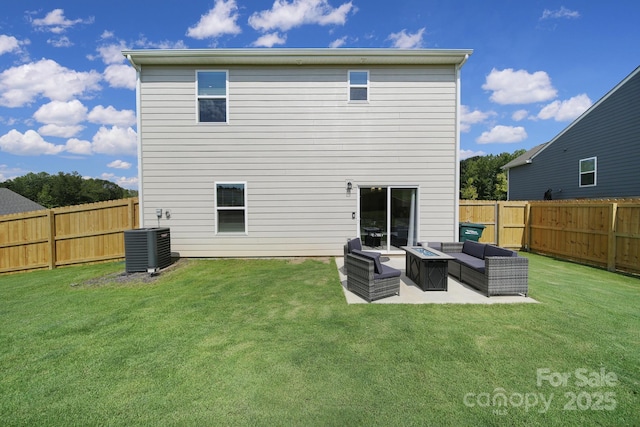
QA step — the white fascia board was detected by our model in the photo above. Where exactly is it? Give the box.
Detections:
[122,48,473,67]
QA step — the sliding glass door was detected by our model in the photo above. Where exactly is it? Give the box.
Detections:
[359,186,418,252]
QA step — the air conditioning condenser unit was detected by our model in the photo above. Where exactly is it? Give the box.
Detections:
[124,227,171,273]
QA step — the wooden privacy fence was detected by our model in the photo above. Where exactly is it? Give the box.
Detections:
[528,200,640,274]
[459,200,528,250]
[0,198,139,274]
[460,199,640,275]
[2,197,638,275]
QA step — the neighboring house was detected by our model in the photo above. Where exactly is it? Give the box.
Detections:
[123,48,472,257]
[0,188,45,215]
[503,66,640,201]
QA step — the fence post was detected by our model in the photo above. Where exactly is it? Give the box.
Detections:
[47,209,56,270]
[524,203,531,251]
[128,198,136,230]
[495,202,500,246]
[607,203,618,272]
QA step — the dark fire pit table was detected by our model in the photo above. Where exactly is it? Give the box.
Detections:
[402,246,455,291]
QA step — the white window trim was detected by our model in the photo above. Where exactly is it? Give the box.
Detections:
[196,70,229,124]
[215,181,248,235]
[579,156,597,187]
[348,70,369,103]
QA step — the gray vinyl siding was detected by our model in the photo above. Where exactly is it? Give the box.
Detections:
[139,65,459,257]
[508,68,640,201]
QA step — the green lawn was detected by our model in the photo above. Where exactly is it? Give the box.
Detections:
[1,254,638,426]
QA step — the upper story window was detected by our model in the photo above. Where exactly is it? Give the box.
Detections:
[349,70,369,102]
[579,157,597,187]
[215,182,247,234]
[197,71,228,123]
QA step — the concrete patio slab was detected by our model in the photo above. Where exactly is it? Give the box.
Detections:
[336,255,537,304]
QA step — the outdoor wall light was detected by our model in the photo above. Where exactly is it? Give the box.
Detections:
[347,181,353,191]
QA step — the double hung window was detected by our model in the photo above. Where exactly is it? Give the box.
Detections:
[579,157,597,187]
[349,70,369,102]
[215,182,247,234]
[197,71,228,123]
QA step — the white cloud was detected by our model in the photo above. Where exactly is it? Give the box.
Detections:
[33,100,88,125]
[47,36,73,48]
[103,64,136,90]
[512,109,529,121]
[101,172,138,190]
[248,0,355,32]
[0,164,28,182]
[477,125,528,144]
[31,9,94,34]
[460,105,497,132]
[0,129,66,155]
[252,32,287,47]
[482,68,557,105]
[0,123,139,157]
[88,105,136,127]
[38,124,84,138]
[135,37,188,50]
[0,116,19,126]
[96,41,129,64]
[187,0,241,39]
[64,138,92,155]
[0,59,101,107]
[387,27,425,49]
[541,7,580,20]
[329,36,347,48]
[91,126,138,156]
[0,35,20,55]
[107,159,132,169]
[537,94,592,122]
[460,149,486,160]
[101,30,115,40]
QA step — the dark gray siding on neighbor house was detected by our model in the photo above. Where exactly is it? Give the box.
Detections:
[507,68,640,200]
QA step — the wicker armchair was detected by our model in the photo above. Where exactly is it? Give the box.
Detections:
[343,237,381,275]
[345,251,400,302]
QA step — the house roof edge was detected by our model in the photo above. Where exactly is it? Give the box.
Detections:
[515,65,640,167]
[501,143,548,170]
[122,48,473,67]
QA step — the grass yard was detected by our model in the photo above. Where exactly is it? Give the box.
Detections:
[0,254,638,426]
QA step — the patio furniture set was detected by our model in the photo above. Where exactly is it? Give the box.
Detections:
[344,238,528,302]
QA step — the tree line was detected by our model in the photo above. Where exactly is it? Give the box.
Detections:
[1,172,138,208]
[460,149,525,200]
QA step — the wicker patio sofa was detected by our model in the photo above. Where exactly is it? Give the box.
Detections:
[345,249,401,302]
[428,240,528,297]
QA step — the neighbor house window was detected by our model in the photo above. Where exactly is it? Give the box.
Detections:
[579,157,597,187]
[215,182,247,234]
[349,70,369,102]
[197,71,228,123]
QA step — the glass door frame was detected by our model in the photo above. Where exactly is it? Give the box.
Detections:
[356,185,420,254]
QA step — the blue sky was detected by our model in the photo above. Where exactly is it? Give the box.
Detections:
[1,1,638,190]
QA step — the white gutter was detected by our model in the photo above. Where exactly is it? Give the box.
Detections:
[121,48,473,67]
[127,54,144,228]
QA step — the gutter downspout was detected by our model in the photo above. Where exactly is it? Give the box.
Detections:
[127,54,144,228]
[453,54,469,241]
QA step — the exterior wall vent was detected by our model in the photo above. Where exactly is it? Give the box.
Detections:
[124,227,171,273]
